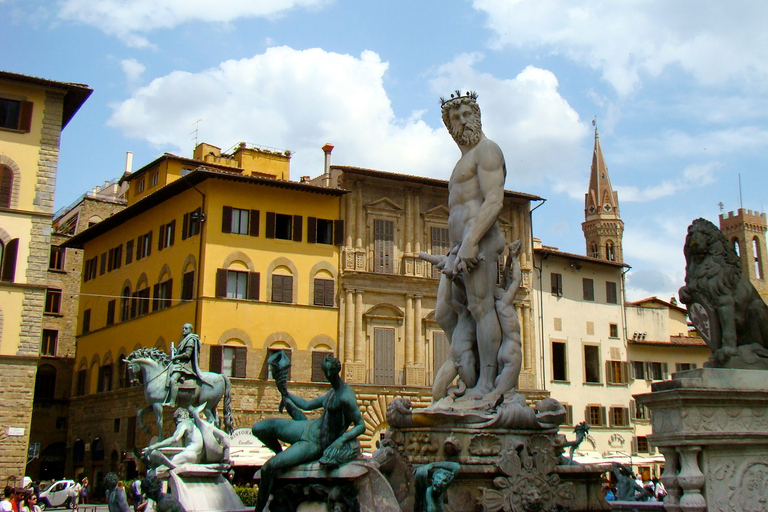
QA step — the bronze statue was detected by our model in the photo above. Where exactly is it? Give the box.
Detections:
[141,476,185,512]
[251,352,365,512]
[164,323,210,407]
[413,461,460,512]
[679,218,768,368]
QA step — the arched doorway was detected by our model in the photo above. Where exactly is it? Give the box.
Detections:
[39,442,67,481]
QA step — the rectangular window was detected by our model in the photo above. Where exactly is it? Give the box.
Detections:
[138,179,145,193]
[106,300,116,326]
[374,219,395,274]
[231,208,250,234]
[582,278,595,301]
[108,245,122,271]
[271,274,293,303]
[553,317,562,331]
[182,208,203,239]
[584,345,600,383]
[227,271,248,300]
[126,416,137,449]
[307,217,335,245]
[154,280,173,310]
[125,240,134,265]
[609,323,619,338]
[648,362,668,381]
[266,212,301,241]
[551,273,563,296]
[181,271,195,301]
[0,98,32,132]
[563,404,574,426]
[82,308,91,334]
[606,361,628,384]
[76,369,87,396]
[222,207,259,236]
[97,364,113,393]
[151,171,159,187]
[430,227,450,278]
[99,252,107,275]
[636,436,649,453]
[114,418,121,433]
[45,288,62,314]
[373,327,396,384]
[41,329,58,356]
[158,221,175,250]
[311,351,333,382]
[586,321,595,336]
[313,278,335,307]
[632,361,646,380]
[215,269,259,300]
[210,346,247,378]
[135,288,150,316]
[606,281,618,304]
[631,400,649,421]
[586,405,606,426]
[137,231,152,259]
[610,406,629,427]
[552,341,567,381]
[49,246,65,270]
[675,362,697,372]
[83,256,98,282]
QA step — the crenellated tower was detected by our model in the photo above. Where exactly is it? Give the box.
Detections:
[719,208,768,301]
[582,127,624,262]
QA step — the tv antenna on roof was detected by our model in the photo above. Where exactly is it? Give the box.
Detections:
[191,119,203,148]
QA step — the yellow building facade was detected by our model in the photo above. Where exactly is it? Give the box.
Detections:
[0,71,90,482]
[64,148,344,480]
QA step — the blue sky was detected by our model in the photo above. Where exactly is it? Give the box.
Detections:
[3,0,768,301]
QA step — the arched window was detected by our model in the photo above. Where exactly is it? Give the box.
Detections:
[0,164,13,208]
[271,266,294,303]
[34,364,57,400]
[0,238,19,282]
[733,238,741,258]
[606,241,615,261]
[313,270,335,307]
[589,243,598,259]
[754,237,764,280]
[91,438,105,463]
[121,286,131,321]
[311,346,334,382]
[73,439,85,467]
[209,340,247,378]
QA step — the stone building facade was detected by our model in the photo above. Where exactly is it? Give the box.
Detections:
[0,71,90,483]
[27,184,126,481]
[719,208,768,301]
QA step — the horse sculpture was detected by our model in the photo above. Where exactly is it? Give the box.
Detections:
[125,347,234,438]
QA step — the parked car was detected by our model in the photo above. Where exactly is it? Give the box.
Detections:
[38,480,75,510]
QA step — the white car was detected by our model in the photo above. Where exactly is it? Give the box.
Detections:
[38,480,76,510]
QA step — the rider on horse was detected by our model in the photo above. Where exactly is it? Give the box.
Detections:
[164,323,211,407]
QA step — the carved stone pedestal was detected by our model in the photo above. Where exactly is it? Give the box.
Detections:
[379,425,609,512]
[253,461,400,512]
[636,368,768,512]
[157,463,248,512]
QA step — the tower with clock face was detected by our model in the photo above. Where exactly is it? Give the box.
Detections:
[582,127,624,263]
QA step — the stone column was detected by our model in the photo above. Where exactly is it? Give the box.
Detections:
[405,190,413,254]
[405,294,414,365]
[345,183,354,247]
[344,288,354,364]
[355,184,364,248]
[677,446,705,512]
[414,295,424,366]
[354,291,364,363]
[413,193,421,255]
[658,447,681,512]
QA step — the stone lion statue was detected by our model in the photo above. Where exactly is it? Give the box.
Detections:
[679,218,768,368]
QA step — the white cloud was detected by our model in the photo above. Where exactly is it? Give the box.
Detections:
[121,58,146,86]
[613,163,716,202]
[108,47,589,188]
[473,0,768,96]
[429,55,589,189]
[58,0,330,47]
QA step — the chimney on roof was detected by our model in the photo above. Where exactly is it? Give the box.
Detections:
[322,143,334,187]
[125,151,133,175]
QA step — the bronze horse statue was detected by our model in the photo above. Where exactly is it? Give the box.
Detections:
[125,347,234,438]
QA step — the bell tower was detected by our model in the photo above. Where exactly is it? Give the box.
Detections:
[719,208,768,300]
[582,127,624,262]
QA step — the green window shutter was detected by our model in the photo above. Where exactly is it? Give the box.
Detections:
[248,272,260,300]
[209,346,223,373]
[292,215,303,242]
[234,347,247,378]
[265,212,276,238]
[334,219,345,246]
[307,217,317,243]
[222,206,232,233]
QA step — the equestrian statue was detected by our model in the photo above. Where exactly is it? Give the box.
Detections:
[124,323,234,438]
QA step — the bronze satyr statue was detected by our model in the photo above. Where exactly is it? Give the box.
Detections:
[414,461,460,512]
[251,352,365,512]
[679,218,768,368]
